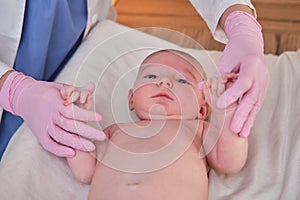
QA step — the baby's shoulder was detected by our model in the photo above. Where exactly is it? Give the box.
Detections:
[103,122,137,138]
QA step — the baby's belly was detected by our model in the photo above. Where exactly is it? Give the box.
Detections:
[88,152,208,200]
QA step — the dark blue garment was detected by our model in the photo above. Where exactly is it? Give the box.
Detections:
[0,0,87,159]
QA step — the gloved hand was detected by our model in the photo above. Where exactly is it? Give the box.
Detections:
[216,11,269,138]
[0,71,105,157]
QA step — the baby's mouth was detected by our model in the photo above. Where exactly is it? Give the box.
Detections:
[152,92,174,101]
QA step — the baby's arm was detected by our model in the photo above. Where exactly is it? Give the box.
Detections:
[67,149,98,184]
[61,83,98,183]
[203,74,248,174]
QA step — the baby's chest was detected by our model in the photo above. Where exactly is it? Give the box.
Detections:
[108,121,203,152]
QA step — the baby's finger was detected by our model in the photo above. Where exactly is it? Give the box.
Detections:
[71,90,81,103]
[222,73,238,90]
[80,82,96,94]
[64,90,80,106]
[61,86,76,99]
[79,90,93,110]
[84,93,93,110]
[79,90,90,104]
[222,73,238,82]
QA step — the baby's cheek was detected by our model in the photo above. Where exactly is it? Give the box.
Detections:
[134,80,155,90]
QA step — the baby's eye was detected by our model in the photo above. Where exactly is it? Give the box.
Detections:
[144,74,157,79]
[177,79,190,85]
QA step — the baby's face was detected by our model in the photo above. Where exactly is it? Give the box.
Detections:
[128,51,207,120]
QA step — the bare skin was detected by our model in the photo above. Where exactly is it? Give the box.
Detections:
[88,120,209,200]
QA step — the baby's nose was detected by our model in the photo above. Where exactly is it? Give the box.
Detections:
[158,77,173,88]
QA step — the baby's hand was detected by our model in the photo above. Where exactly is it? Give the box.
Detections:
[201,74,238,130]
[60,83,95,110]
[221,73,239,90]
[202,73,238,113]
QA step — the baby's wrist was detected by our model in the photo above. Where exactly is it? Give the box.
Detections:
[212,101,237,114]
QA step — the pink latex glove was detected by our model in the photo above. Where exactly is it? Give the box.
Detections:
[0,71,105,157]
[216,11,269,138]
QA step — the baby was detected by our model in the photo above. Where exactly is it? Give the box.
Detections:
[61,49,248,200]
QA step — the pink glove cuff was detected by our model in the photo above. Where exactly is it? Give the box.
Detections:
[0,71,26,115]
[224,11,262,41]
[224,10,262,37]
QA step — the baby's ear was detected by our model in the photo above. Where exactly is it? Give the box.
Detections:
[198,101,210,120]
[128,89,134,111]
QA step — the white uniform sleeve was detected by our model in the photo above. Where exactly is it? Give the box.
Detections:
[84,0,114,37]
[189,0,256,43]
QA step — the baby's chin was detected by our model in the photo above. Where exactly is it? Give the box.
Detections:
[139,105,196,120]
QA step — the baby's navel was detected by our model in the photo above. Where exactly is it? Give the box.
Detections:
[126,181,141,190]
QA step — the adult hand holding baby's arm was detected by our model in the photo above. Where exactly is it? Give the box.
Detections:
[0,71,105,157]
[217,9,270,138]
